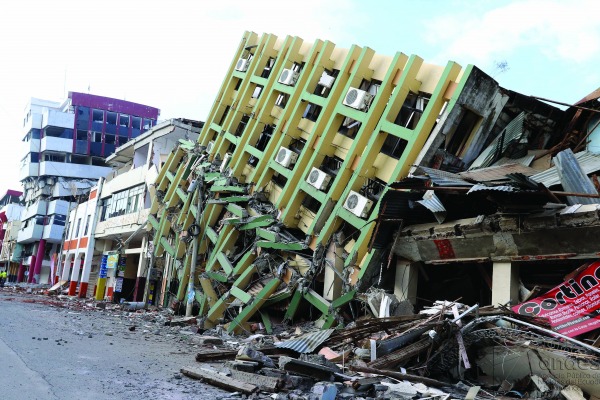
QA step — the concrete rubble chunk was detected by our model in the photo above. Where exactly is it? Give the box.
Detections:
[236,345,276,368]
[530,375,549,393]
[310,382,337,400]
[278,356,336,382]
[197,335,224,345]
[561,385,586,400]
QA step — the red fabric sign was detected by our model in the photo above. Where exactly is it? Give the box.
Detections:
[513,261,600,337]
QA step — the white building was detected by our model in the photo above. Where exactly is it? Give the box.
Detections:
[61,119,202,299]
[18,92,159,285]
[0,190,25,282]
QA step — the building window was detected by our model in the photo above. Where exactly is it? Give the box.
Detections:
[43,152,66,162]
[53,214,66,226]
[381,134,408,160]
[339,117,361,139]
[103,184,145,218]
[84,215,91,236]
[126,186,144,214]
[393,92,429,130]
[302,103,322,122]
[75,218,81,237]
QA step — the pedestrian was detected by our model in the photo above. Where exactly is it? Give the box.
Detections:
[0,269,6,287]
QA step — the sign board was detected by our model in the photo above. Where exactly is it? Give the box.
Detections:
[107,253,119,269]
[99,255,108,279]
[117,255,126,277]
[114,277,123,293]
[513,261,600,337]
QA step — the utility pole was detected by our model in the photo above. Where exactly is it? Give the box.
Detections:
[186,169,204,317]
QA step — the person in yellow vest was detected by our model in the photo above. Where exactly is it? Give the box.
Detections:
[0,270,6,287]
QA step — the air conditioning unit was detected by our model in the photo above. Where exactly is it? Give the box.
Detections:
[343,87,374,111]
[235,58,249,72]
[278,69,299,86]
[318,72,335,88]
[275,146,298,168]
[220,152,232,172]
[205,141,214,153]
[343,190,373,218]
[306,168,331,191]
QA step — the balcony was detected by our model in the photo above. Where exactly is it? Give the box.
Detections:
[23,113,42,135]
[19,160,39,180]
[102,166,147,195]
[23,138,41,153]
[41,136,73,153]
[47,199,69,216]
[42,223,65,243]
[17,222,44,244]
[42,109,74,130]
[95,208,150,238]
[21,201,46,221]
[39,161,111,180]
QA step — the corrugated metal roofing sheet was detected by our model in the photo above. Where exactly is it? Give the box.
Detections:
[274,329,334,353]
[459,163,540,182]
[412,166,473,187]
[467,184,518,194]
[531,151,600,187]
[469,112,526,170]
[416,191,447,223]
[493,153,536,167]
[554,148,600,206]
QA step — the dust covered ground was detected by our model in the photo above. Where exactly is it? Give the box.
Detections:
[0,288,230,400]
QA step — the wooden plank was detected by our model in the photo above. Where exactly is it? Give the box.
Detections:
[229,369,280,392]
[180,366,257,394]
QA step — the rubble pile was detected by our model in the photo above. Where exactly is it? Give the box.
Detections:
[178,302,600,400]
[5,284,600,398]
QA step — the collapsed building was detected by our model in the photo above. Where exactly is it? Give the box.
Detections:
[147,29,600,342]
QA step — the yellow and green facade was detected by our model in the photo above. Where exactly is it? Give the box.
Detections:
[149,31,495,333]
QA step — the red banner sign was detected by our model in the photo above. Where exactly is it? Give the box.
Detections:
[513,261,600,337]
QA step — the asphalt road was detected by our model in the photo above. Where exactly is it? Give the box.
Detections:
[0,289,228,400]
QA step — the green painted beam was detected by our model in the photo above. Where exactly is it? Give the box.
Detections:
[263,290,291,307]
[182,154,199,180]
[256,228,278,242]
[331,290,356,308]
[321,315,338,329]
[210,185,246,193]
[204,171,222,181]
[176,187,189,203]
[300,180,327,203]
[230,286,252,304]
[226,203,248,218]
[260,311,273,334]
[221,217,244,225]
[223,131,241,145]
[216,252,234,275]
[214,195,251,203]
[148,214,160,231]
[206,271,228,283]
[160,237,176,257]
[232,253,256,276]
[283,290,303,321]
[239,215,275,231]
[303,289,330,315]
[256,241,306,251]
[205,226,218,244]
[227,278,281,334]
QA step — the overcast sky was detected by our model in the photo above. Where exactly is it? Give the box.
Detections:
[1,0,598,195]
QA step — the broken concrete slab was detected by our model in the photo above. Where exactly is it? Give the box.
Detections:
[180,365,257,394]
[279,356,337,381]
[228,369,281,392]
[236,345,276,368]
